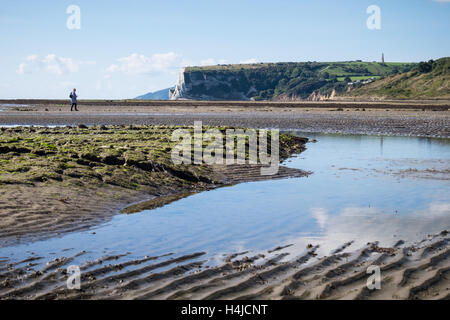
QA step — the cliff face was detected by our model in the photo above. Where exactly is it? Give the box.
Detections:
[169,69,186,100]
[170,68,256,100]
[169,62,415,101]
[307,89,337,101]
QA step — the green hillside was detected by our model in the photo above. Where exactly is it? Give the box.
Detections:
[347,57,450,99]
[182,61,415,100]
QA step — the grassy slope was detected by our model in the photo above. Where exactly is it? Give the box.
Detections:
[319,62,413,76]
[186,61,413,75]
[184,61,414,100]
[347,57,450,100]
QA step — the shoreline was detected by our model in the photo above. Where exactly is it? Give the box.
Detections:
[0,102,448,138]
[0,125,309,246]
[1,99,450,109]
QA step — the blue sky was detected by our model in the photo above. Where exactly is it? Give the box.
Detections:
[0,0,449,99]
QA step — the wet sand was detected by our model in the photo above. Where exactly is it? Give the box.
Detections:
[0,165,308,246]
[1,101,449,300]
[0,125,308,245]
[0,101,449,138]
[0,230,448,300]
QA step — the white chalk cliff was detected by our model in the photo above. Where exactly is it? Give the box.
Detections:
[169,68,256,101]
[169,68,187,100]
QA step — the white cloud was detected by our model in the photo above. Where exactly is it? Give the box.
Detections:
[433,0,450,2]
[106,52,182,75]
[239,58,258,64]
[16,54,95,75]
[104,54,256,77]
[284,202,450,257]
[17,63,28,75]
[310,208,328,230]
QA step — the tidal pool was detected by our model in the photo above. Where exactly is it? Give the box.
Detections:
[1,133,449,268]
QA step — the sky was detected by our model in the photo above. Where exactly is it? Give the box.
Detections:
[0,0,449,99]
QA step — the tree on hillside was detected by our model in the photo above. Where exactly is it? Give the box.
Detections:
[418,60,434,73]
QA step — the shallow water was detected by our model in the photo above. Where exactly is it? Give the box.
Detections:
[0,125,66,128]
[0,104,29,107]
[0,104,29,112]
[1,133,449,268]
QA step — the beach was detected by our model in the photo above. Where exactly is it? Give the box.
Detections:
[0,100,449,137]
[0,101,449,300]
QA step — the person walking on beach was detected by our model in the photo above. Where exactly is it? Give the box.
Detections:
[70,88,78,111]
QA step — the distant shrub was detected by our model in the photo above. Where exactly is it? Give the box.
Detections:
[417,60,434,73]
